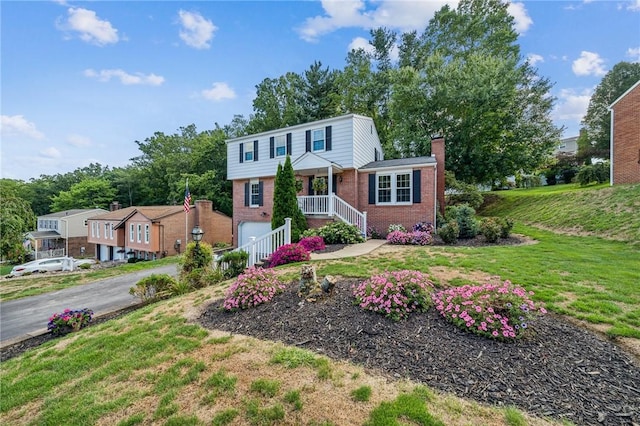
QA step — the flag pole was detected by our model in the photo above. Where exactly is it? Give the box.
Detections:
[184,178,191,251]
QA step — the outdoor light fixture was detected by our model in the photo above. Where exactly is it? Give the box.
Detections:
[191,225,204,245]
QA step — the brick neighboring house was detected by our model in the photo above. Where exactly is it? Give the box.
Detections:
[87,200,232,262]
[609,79,640,185]
[226,114,445,246]
[26,208,107,259]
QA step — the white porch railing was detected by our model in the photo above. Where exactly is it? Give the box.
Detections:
[298,194,367,237]
[35,249,66,259]
[216,218,291,270]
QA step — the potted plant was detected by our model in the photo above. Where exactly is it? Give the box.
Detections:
[312,177,327,193]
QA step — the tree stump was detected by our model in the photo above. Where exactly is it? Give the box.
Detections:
[298,265,335,301]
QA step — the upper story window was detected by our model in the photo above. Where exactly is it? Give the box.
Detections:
[377,171,412,205]
[129,224,134,242]
[137,224,142,242]
[240,140,258,163]
[104,223,109,239]
[110,224,114,239]
[91,222,95,238]
[275,135,286,157]
[144,224,150,244]
[96,222,100,238]
[312,129,325,152]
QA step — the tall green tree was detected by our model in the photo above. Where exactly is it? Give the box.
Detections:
[579,61,640,160]
[50,178,117,211]
[0,180,37,262]
[271,156,306,242]
[250,73,306,132]
[301,61,340,122]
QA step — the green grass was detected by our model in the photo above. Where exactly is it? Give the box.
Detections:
[351,385,372,402]
[365,387,444,426]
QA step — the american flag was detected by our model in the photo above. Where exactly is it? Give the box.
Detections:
[183,180,191,213]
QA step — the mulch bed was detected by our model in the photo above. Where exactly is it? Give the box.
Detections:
[199,280,640,426]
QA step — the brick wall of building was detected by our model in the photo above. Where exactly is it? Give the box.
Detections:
[232,178,275,246]
[612,83,640,185]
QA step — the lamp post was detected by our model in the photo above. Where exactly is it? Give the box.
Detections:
[191,225,205,269]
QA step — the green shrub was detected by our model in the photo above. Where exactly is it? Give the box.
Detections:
[451,204,478,239]
[576,162,610,186]
[218,250,249,279]
[302,221,364,244]
[498,217,514,239]
[479,217,502,243]
[129,273,177,302]
[437,220,459,244]
[78,263,92,270]
[444,171,484,210]
[179,241,213,273]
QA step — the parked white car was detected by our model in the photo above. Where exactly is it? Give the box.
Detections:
[8,257,93,277]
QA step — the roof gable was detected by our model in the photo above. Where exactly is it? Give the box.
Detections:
[609,79,640,109]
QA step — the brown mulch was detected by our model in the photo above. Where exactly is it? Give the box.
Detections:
[199,280,640,426]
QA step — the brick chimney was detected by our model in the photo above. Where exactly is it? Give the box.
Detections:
[109,201,121,211]
[431,137,446,216]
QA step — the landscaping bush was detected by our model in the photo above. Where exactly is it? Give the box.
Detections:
[223,267,286,311]
[498,217,514,239]
[129,273,178,302]
[445,171,484,210]
[47,308,93,335]
[218,250,249,279]
[449,204,478,239]
[298,236,326,253]
[352,270,435,321]
[432,277,547,340]
[479,217,502,243]
[387,224,406,233]
[181,267,224,290]
[367,225,383,239]
[576,162,610,186]
[302,221,364,245]
[412,222,434,233]
[267,243,310,268]
[437,220,459,244]
[386,230,433,246]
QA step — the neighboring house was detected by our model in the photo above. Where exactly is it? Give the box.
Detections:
[555,136,578,156]
[87,200,232,262]
[609,79,640,185]
[226,114,445,246]
[26,208,107,259]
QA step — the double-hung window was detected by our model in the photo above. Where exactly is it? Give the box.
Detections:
[144,224,150,244]
[250,180,260,207]
[137,224,142,242]
[275,135,286,157]
[312,129,325,152]
[110,224,114,239]
[129,224,134,242]
[377,171,412,204]
[104,224,109,239]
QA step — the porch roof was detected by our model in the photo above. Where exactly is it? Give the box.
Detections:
[26,230,62,240]
[292,152,343,175]
[360,156,436,171]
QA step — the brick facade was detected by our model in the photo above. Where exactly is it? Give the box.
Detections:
[611,81,640,184]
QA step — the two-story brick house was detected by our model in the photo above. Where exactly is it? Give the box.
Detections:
[87,200,232,261]
[609,79,640,185]
[26,208,107,259]
[227,114,445,246]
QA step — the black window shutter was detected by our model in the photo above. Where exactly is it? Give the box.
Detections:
[270,137,275,158]
[244,182,249,206]
[239,144,244,164]
[286,133,292,155]
[305,130,311,152]
[325,126,332,151]
[308,176,313,194]
[368,174,376,204]
[253,140,259,161]
[413,170,421,203]
[258,181,264,206]
[332,175,337,194]
[374,148,379,161]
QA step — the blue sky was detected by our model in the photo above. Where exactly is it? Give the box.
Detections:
[1,0,639,181]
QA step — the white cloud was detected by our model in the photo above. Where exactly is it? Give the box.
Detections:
[40,147,62,159]
[297,0,454,42]
[178,10,217,49]
[628,0,640,11]
[84,69,165,85]
[553,88,592,121]
[67,134,92,148]
[58,7,119,46]
[526,53,544,66]
[627,46,640,62]
[507,2,533,34]
[572,51,607,76]
[0,115,45,140]
[201,82,236,101]
[348,37,375,54]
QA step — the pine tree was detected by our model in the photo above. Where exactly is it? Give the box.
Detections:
[272,155,307,241]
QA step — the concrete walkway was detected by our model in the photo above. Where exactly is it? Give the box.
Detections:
[310,239,388,260]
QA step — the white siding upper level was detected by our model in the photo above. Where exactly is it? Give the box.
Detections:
[226,114,383,180]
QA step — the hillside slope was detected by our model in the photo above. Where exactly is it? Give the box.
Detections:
[479,183,640,243]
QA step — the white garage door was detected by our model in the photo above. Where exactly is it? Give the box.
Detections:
[238,222,272,247]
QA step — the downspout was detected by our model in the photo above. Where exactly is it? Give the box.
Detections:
[609,108,614,186]
[433,165,437,225]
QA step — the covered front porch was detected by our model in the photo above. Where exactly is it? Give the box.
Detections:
[292,152,366,236]
[25,231,66,259]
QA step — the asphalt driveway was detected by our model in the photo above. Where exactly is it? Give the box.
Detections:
[0,264,178,347]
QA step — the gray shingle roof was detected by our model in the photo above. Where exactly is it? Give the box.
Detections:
[359,156,436,170]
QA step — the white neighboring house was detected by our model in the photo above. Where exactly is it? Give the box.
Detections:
[26,209,107,259]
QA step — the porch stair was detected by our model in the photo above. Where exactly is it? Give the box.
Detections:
[298,194,366,237]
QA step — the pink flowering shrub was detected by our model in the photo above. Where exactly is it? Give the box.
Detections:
[267,243,311,268]
[386,230,433,246]
[352,270,435,321]
[47,308,93,335]
[223,267,286,311]
[432,277,547,340]
[298,236,326,253]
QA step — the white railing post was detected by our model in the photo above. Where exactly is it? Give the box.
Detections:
[362,211,367,237]
[284,217,291,244]
[329,194,334,217]
[249,236,256,267]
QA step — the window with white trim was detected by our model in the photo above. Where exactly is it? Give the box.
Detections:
[110,224,114,239]
[137,224,142,242]
[312,128,325,152]
[250,179,260,207]
[377,171,412,204]
[145,224,150,243]
[244,141,254,162]
[104,223,109,239]
[97,222,100,238]
[129,224,134,242]
[275,135,286,157]
[91,222,95,238]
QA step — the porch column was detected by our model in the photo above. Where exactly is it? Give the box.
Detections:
[328,166,334,217]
